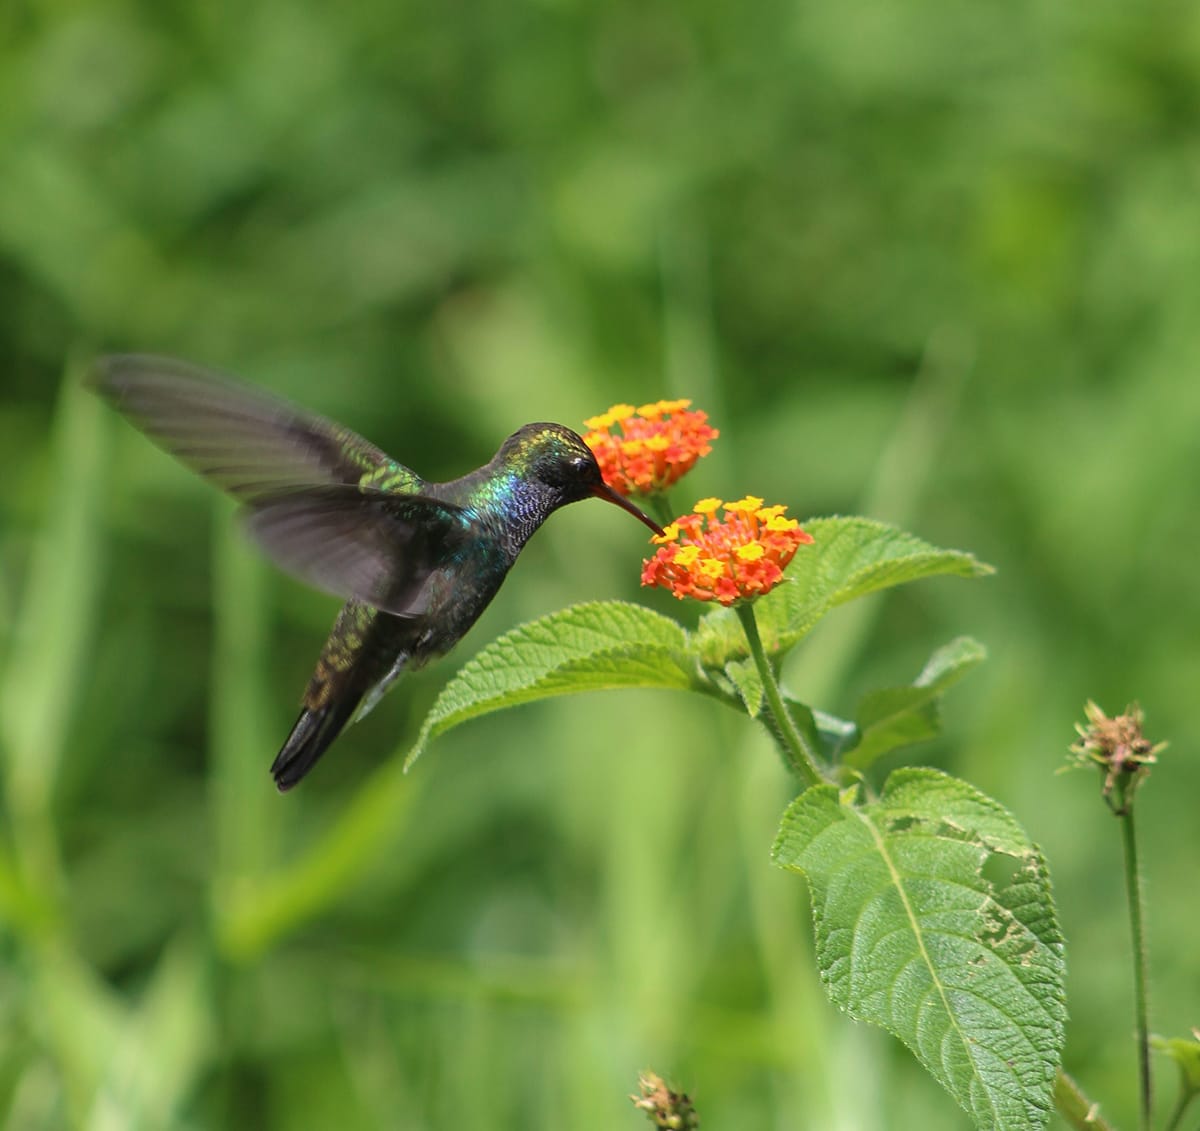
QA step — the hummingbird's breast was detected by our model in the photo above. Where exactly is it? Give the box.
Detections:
[304,477,553,717]
[414,518,516,649]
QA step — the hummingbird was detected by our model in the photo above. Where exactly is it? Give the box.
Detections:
[92,355,663,791]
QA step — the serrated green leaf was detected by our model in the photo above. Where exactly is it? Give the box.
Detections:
[910,635,989,690]
[803,516,993,604]
[695,518,992,668]
[846,637,987,769]
[773,768,1066,1131]
[404,601,695,768]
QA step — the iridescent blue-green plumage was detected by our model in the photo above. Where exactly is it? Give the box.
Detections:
[92,355,662,790]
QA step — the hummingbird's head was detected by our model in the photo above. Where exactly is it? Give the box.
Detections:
[502,424,664,536]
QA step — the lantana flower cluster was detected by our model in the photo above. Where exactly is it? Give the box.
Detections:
[583,400,717,497]
[641,496,813,606]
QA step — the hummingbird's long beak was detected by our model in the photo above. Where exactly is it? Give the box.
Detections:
[592,482,665,537]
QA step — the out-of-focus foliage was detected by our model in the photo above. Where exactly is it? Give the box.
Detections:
[1,0,1198,1127]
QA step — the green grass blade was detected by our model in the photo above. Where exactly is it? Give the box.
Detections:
[1,361,108,854]
[210,509,280,896]
[81,936,212,1130]
[216,755,424,961]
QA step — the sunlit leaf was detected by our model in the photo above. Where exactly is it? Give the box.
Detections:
[695,518,992,668]
[845,637,987,769]
[404,601,697,768]
[774,768,1066,1130]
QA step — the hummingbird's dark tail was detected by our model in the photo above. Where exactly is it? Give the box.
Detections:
[271,698,361,792]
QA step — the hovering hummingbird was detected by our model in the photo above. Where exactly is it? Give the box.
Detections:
[92,355,663,790]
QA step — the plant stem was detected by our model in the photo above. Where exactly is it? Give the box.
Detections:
[1160,1080,1193,1131]
[735,603,824,787]
[1117,792,1152,1131]
[647,492,676,529]
[1054,1069,1115,1131]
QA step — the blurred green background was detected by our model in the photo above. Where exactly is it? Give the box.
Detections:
[3,0,1199,1127]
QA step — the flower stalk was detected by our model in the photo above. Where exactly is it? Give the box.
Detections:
[1119,790,1152,1131]
[645,492,678,531]
[736,602,824,787]
[1069,701,1164,1131]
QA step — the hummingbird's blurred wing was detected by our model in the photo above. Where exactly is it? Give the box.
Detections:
[91,354,421,500]
[245,487,473,616]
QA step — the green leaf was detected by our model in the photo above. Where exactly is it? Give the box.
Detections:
[1152,1032,1200,1093]
[1,368,109,812]
[773,768,1066,1131]
[118,936,213,1125]
[217,757,426,960]
[696,517,992,668]
[725,657,763,716]
[845,636,987,769]
[783,699,860,763]
[809,707,860,762]
[31,947,127,1112]
[404,601,696,768]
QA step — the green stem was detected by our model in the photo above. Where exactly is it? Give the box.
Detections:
[1160,1078,1194,1131]
[1053,1069,1115,1131]
[1117,794,1152,1131]
[735,603,824,787]
[646,492,677,529]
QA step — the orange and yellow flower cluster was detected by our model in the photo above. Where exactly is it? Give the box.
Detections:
[583,400,718,497]
[641,496,813,606]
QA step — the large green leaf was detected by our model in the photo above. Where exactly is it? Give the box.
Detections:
[773,768,1066,1131]
[403,601,696,768]
[777,637,987,771]
[845,636,987,770]
[695,517,992,668]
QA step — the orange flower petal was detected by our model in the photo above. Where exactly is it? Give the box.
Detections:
[641,499,813,605]
[582,401,718,497]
